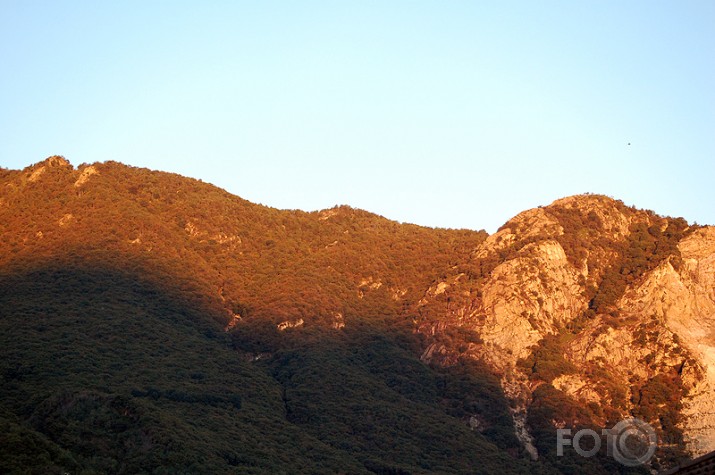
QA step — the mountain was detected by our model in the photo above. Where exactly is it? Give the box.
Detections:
[1,156,713,474]
[414,194,715,467]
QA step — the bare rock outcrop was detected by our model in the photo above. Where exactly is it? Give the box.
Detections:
[478,240,586,365]
[417,195,715,459]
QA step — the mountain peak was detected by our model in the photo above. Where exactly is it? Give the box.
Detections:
[549,193,618,207]
[39,155,72,169]
[20,155,73,183]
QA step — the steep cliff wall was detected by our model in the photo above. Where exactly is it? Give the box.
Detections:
[417,195,714,460]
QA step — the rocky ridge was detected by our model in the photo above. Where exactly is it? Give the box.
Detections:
[416,194,715,460]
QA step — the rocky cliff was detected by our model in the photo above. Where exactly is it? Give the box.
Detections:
[416,194,715,462]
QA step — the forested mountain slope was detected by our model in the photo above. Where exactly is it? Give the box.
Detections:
[2,156,713,474]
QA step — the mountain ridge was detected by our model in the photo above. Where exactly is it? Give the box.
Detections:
[1,156,713,474]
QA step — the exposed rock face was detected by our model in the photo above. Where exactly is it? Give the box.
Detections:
[45,156,71,168]
[19,157,101,189]
[479,240,585,364]
[552,374,601,405]
[676,229,715,454]
[58,213,74,227]
[27,156,72,183]
[27,166,46,183]
[277,319,304,331]
[417,195,715,459]
[572,228,715,455]
[473,207,562,259]
[74,165,98,187]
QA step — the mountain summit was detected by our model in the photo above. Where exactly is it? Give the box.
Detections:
[1,157,713,474]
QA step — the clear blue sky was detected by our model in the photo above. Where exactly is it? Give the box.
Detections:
[1,1,713,232]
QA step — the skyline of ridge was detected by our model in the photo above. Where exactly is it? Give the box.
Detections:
[2,2,713,233]
[7,155,710,234]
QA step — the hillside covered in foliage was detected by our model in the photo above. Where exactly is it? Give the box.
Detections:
[2,156,711,474]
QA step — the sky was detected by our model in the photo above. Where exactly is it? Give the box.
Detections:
[1,1,713,232]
